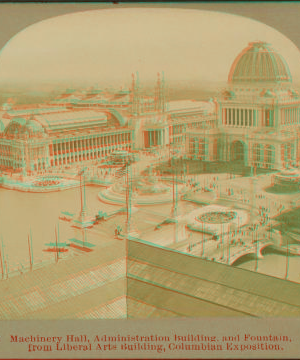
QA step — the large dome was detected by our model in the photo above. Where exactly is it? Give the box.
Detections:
[228,41,292,84]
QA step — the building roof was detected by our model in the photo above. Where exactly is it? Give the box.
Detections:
[0,111,9,132]
[34,110,107,132]
[1,237,300,319]
[78,93,131,105]
[228,41,292,84]
[128,239,300,317]
[50,94,85,104]
[6,107,69,117]
[168,100,216,114]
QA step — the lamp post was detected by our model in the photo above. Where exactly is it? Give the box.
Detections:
[78,166,88,219]
[228,223,235,265]
[284,216,290,280]
[255,224,258,272]
[0,236,4,280]
[201,220,204,257]
[221,222,224,260]
[27,228,33,271]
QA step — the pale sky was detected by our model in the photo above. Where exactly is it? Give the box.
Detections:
[0,8,300,88]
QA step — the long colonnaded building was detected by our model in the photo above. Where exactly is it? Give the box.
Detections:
[0,73,216,174]
[0,106,133,174]
[0,41,300,174]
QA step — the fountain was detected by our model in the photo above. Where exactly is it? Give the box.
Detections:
[274,168,300,188]
[98,169,186,206]
[185,205,249,236]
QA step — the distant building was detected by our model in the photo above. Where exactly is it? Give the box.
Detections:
[0,42,298,174]
[0,72,216,174]
[0,108,133,174]
[187,41,300,169]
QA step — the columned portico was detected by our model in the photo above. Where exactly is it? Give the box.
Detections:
[143,128,167,148]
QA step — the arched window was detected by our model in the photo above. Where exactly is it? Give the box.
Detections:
[199,138,205,160]
[264,145,275,169]
[189,137,196,154]
[291,142,295,160]
[253,143,261,165]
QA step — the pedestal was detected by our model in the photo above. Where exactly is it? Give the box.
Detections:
[72,207,95,229]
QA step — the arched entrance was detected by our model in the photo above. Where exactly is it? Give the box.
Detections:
[231,140,245,163]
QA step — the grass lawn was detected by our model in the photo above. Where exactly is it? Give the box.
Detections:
[265,184,299,195]
[149,159,276,177]
[274,207,300,230]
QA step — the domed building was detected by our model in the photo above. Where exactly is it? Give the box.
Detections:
[219,41,300,169]
[4,117,47,139]
[0,70,216,175]
[0,42,298,176]
[186,41,300,170]
[228,41,292,84]
[0,108,133,174]
[1,117,50,173]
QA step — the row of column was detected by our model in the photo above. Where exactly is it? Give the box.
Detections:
[223,108,257,127]
[280,107,300,126]
[0,141,49,172]
[188,137,206,160]
[148,129,165,147]
[52,132,130,153]
[26,144,49,172]
[172,124,185,135]
[0,143,24,169]
[51,132,131,167]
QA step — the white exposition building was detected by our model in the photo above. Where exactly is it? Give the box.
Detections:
[0,41,299,174]
[187,41,300,169]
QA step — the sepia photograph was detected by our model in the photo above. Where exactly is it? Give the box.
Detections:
[0,2,300,358]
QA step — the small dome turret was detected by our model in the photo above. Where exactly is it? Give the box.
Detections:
[4,117,46,139]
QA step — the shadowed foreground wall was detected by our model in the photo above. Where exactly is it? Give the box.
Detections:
[1,238,300,318]
[127,239,300,317]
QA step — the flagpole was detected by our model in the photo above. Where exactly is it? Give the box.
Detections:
[255,226,258,272]
[0,236,3,280]
[5,257,8,280]
[202,221,204,257]
[30,228,33,270]
[227,224,230,264]
[126,163,129,235]
[55,225,58,263]
[28,232,32,271]
[285,217,289,280]
[80,172,83,214]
